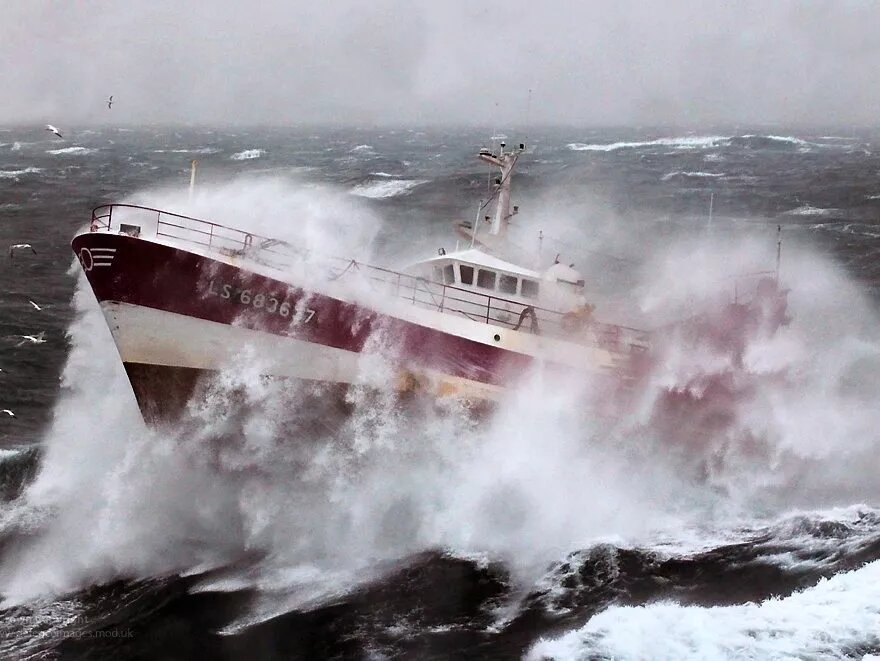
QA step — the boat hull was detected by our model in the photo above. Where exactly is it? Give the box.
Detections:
[73,232,624,423]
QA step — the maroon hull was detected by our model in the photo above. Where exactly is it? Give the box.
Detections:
[72,233,537,390]
[124,362,203,423]
[123,362,356,425]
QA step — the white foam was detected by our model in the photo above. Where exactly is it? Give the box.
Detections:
[0,167,42,179]
[760,134,812,146]
[567,134,831,153]
[230,149,265,160]
[782,205,837,216]
[567,136,729,152]
[154,147,220,154]
[350,144,374,153]
[46,147,96,156]
[528,560,880,661]
[0,448,24,461]
[661,171,725,181]
[351,178,427,198]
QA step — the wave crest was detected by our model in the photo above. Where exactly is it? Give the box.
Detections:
[230,149,265,161]
[351,178,427,198]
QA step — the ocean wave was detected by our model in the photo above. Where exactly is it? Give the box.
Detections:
[527,558,880,661]
[0,448,24,461]
[154,147,221,155]
[0,167,42,180]
[567,135,729,152]
[568,134,833,153]
[661,171,725,182]
[11,142,22,151]
[230,149,265,160]
[782,205,838,217]
[755,134,812,146]
[809,222,880,239]
[0,446,40,502]
[350,144,374,153]
[351,178,427,198]
[46,146,96,156]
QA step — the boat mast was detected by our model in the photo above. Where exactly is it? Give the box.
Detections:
[478,140,522,236]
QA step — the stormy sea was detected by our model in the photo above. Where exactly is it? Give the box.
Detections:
[3,125,880,660]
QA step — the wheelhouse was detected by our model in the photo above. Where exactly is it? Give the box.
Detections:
[413,248,542,305]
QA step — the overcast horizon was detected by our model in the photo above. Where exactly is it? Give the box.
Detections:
[4,1,880,128]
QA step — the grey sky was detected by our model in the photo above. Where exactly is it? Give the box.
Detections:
[3,0,880,126]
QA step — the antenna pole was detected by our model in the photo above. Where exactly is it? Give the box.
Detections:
[775,224,782,283]
[708,191,714,232]
[525,88,532,139]
[189,159,198,203]
[537,229,543,269]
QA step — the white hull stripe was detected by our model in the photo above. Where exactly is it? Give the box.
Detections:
[101,301,505,400]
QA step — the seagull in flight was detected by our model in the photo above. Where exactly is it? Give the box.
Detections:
[15,332,46,347]
[28,300,42,311]
[9,244,36,258]
[1,410,14,417]
[107,95,113,109]
[45,124,64,139]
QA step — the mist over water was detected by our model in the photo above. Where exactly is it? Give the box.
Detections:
[3,126,880,657]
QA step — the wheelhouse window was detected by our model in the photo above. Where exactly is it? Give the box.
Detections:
[459,264,474,285]
[477,269,497,290]
[433,267,443,282]
[443,264,455,284]
[521,279,540,298]
[498,274,518,295]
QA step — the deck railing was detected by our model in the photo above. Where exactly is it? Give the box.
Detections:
[90,204,652,354]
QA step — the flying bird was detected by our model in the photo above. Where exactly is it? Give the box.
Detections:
[28,300,42,311]
[15,332,46,347]
[107,95,113,109]
[9,244,36,258]
[1,410,14,417]
[45,124,64,139]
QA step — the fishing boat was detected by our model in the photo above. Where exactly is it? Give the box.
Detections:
[71,140,787,424]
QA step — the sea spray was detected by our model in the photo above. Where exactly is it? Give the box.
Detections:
[5,176,880,639]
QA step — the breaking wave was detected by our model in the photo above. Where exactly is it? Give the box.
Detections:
[5,177,880,657]
[567,136,729,152]
[351,178,428,198]
[0,167,42,180]
[661,171,725,182]
[782,205,839,217]
[528,557,880,660]
[46,147,96,156]
[154,147,221,155]
[230,149,265,160]
[567,134,832,153]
